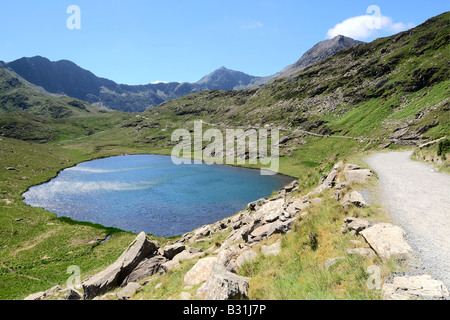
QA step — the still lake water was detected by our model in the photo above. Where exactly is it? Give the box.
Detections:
[23,155,294,237]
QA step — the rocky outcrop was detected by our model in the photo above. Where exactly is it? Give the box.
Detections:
[360,223,413,260]
[82,232,159,300]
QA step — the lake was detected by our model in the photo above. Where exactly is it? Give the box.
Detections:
[23,155,294,237]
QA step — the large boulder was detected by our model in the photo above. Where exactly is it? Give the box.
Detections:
[184,257,218,285]
[360,223,413,260]
[382,275,449,300]
[196,263,249,300]
[82,232,158,300]
[344,167,373,184]
[253,199,285,222]
[122,255,167,284]
[340,191,369,208]
[158,243,185,260]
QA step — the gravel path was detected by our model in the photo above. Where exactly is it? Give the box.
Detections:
[365,151,450,289]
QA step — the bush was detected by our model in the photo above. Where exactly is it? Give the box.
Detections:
[437,139,450,160]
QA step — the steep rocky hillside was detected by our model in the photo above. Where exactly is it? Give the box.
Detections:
[132,12,449,147]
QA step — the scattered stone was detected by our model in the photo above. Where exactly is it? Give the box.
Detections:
[261,240,282,257]
[65,288,82,300]
[236,250,257,268]
[360,223,413,260]
[1,199,13,205]
[344,168,373,184]
[184,257,218,285]
[24,291,46,301]
[341,217,370,234]
[254,198,285,222]
[341,191,369,208]
[382,275,449,300]
[248,217,297,243]
[117,282,142,300]
[248,198,267,211]
[196,263,249,300]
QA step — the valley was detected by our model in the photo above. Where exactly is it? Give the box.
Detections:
[0,12,448,300]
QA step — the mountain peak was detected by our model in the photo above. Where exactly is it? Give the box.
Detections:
[274,35,363,79]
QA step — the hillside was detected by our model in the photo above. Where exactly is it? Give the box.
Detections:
[0,12,448,301]
[126,12,449,152]
[0,65,132,142]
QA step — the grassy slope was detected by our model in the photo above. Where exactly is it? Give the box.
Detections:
[0,13,448,300]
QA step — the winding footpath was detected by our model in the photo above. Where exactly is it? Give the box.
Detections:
[365,151,450,289]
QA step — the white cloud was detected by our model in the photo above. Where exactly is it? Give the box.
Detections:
[326,13,415,40]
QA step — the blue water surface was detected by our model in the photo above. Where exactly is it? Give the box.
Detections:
[23,155,294,237]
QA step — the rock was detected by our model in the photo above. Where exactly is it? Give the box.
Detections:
[360,223,413,260]
[248,217,297,243]
[158,243,186,260]
[197,263,249,300]
[123,255,167,284]
[82,232,158,300]
[341,191,369,208]
[286,198,310,214]
[344,168,373,184]
[5,167,20,172]
[194,225,211,240]
[24,291,46,300]
[382,275,449,300]
[217,244,243,271]
[248,198,267,211]
[1,199,13,205]
[236,250,257,268]
[325,257,345,270]
[346,247,376,258]
[184,257,218,285]
[341,217,370,234]
[65,289,82,300]
[117,282,142,300]
[162,250,205,271]
[261,240,282,257]
[283,180,299,192]
[254,198,285,222]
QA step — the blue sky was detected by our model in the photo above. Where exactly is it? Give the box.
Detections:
[1,1,448,84]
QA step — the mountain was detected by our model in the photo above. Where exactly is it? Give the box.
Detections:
[274,35,363,79]
[6,58,259,113]
[131,12,449,149]
[6,35,363,113]
[195,66,260,90]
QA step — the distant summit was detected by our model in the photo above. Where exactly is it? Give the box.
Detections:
[274,35,363,79]
[196,66,259,90]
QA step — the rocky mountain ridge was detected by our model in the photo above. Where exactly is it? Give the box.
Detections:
[4,35,362,112]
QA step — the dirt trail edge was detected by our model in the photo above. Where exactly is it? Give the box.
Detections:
[365,151,450,289]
